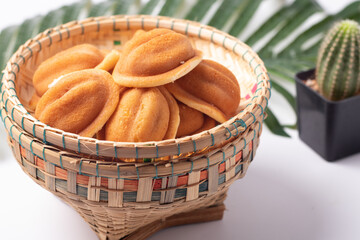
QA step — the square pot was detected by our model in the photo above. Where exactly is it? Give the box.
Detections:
[295,69,360,161]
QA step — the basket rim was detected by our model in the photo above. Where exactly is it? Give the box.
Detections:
[3,108,258,178]
[0,15,271,160]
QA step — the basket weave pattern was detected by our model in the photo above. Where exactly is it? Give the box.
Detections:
[1,16,270,239]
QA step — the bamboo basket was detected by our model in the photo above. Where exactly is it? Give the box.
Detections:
[0,15,270,239]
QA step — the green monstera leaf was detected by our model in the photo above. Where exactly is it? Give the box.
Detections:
[1,0,359,137]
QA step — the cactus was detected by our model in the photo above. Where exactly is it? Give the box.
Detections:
[316,20,360,101]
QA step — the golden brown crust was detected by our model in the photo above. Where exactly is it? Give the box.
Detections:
[95,49,121,72]
[105,88,170,142]
[165,59,240,123]
[35,69,120,137]
[95,127,106,140]
[158,86,180,140]
[112,29,202,87]
[193,116,217,135]
[176,102,204,138]
[33,44,104,96]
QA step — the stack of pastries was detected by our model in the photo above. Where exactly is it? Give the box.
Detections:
[31,28,241,142]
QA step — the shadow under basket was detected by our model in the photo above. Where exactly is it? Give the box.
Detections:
[0,16,270,239]
[295,69,360,161]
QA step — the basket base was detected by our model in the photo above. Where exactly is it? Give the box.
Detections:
[101,203,225,240]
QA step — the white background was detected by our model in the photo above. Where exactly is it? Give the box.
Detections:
[1,0,360,240]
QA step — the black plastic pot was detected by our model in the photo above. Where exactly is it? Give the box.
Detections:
[295,69,360,161]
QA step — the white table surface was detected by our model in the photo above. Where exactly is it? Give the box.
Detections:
[1,1,359,240]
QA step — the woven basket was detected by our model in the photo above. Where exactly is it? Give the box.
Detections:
[0,15,270,239]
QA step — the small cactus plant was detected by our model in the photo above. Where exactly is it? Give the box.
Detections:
[316,20,360,101]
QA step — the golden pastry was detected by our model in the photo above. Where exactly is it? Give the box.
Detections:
[35,69,120,137]
[105,88,171,142]
[176,103,217,137]
[33,44,104,96]
[165,59,240,123]
[96,127,106,140]
[158,86,180,139]
[95,49,121,72]
[112,28,202,87]
[193,116,217,135]
[176,102,204,138]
